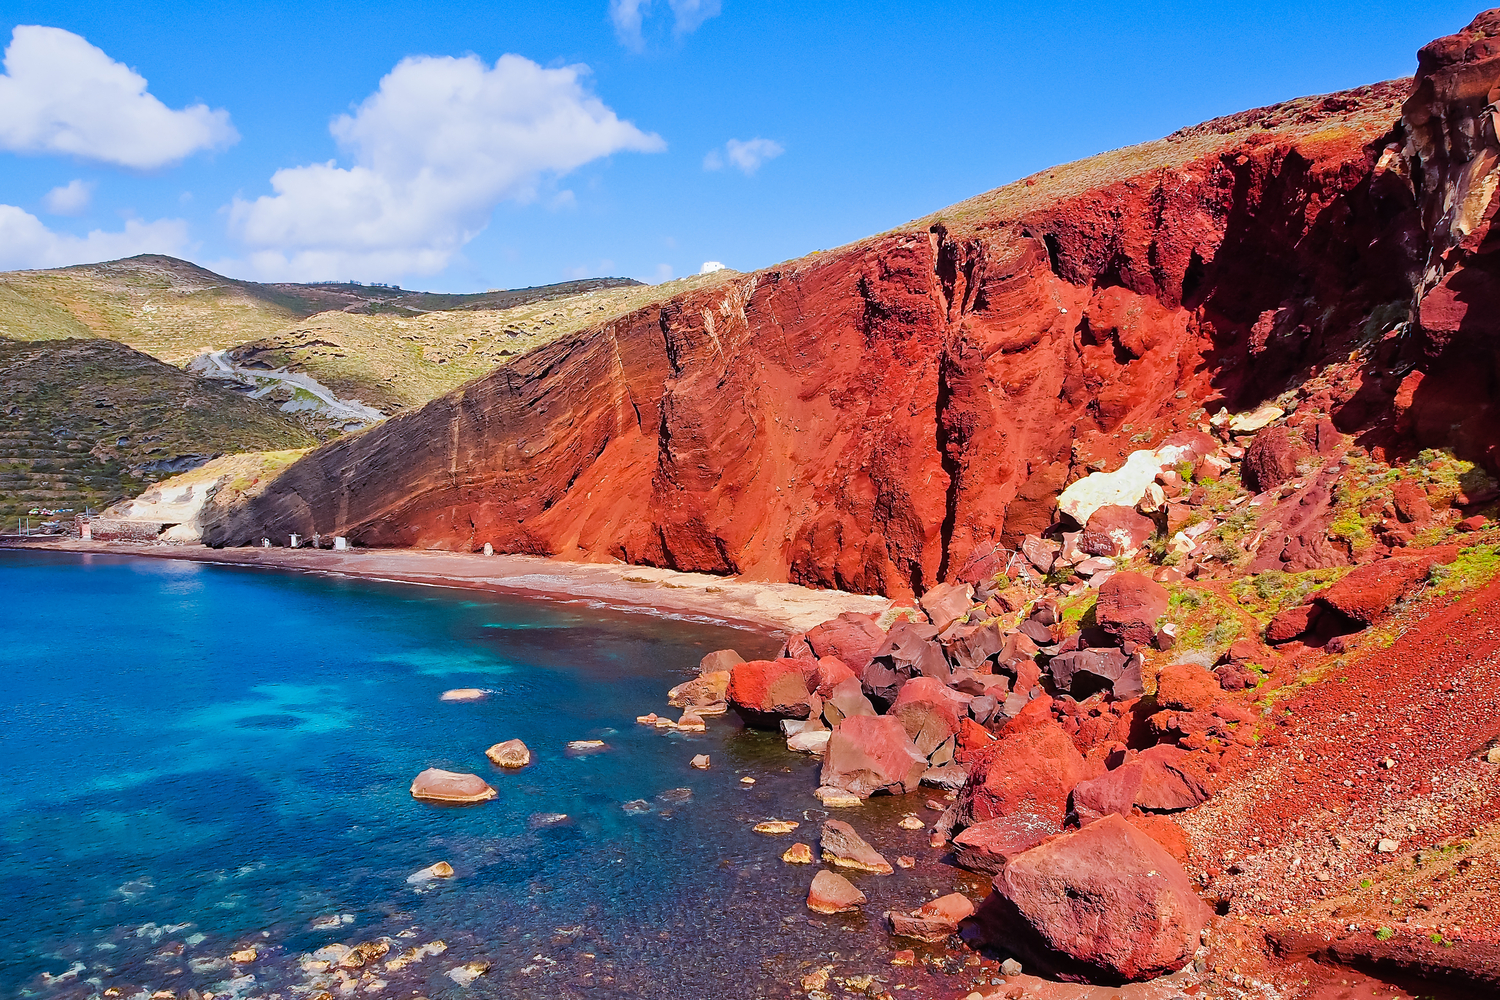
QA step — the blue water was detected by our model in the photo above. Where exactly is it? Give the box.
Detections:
[0,551,974,999]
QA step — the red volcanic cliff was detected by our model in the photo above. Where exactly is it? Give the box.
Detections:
[212,23,1500,599]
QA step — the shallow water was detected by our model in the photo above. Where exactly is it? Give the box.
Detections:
[1,551,990,999]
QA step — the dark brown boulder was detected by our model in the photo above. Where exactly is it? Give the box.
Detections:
[1242,425,1308,492]
[980,815,1211,983]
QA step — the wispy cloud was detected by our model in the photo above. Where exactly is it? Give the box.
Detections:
[703,137,783,175]
[0,26,236,169]
[227,53,663,282]
[610,0,721,51]
[43,178,94,215]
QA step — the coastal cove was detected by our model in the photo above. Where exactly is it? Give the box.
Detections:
[0,550,973,1000]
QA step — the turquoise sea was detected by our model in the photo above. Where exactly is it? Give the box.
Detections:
[0,551,966,999]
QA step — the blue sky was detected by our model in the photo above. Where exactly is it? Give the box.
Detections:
[0,1,1480,291]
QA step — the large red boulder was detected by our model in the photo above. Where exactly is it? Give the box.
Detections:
[980,815,1211,983]
[805,612,888,670]
[959,720,1087,829]
[1241,426,1308,492]
[1313,548,1457,625]
[1265,603,1319,644]
[807,870,865,914]
[890,676,964,756]
[820,714,927,798]
[1154,662,1221,712]
[727,658,814,729]
[1068,746,1211,825]
[1093,572,1170,645]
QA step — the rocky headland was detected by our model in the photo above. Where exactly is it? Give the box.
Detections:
[31,9,1500,999]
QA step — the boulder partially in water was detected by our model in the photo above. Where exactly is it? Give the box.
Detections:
[410,768,496,805]
[485,739,531,768]
[807,870,866,914]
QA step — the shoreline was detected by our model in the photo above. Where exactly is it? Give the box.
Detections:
[0,538,892,634]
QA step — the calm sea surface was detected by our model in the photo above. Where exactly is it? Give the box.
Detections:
[0,551,979,999]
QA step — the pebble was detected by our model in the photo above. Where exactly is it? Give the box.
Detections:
[1377,838,1400,853]
[740,776,756,784]
[897,814,924,830]
[1001,957,1023,977]
[690,754,711,769]
[229,947,257,964]
[896,855,916,869]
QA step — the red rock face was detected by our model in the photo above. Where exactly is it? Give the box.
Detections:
[213,79,1452,598]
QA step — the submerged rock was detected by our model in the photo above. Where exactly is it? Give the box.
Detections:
[439,688,486,702]
[409,769,496,805]
[406,861,455,883]
[782,842,814,864]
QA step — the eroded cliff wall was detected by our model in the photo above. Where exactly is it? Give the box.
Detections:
[211,75,1448,599]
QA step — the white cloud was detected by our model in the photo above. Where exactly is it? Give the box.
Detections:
[228,53,663,282]
[610,0,650,50]
[0,204,188,270]
[610,0,720,50]
[651,263,673,283]
[0,26,236,169]
[703,137,783,175]
[699,260,724,274]
[669,0,722,35]
[43,178,94,215]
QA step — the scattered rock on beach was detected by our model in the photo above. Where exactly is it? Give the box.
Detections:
[888,892,976,942]
[485,739,531,768]
[410,769,496,805]
[807,870,866,914]
[820,819,893,874]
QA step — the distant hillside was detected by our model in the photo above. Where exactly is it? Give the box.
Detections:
[0,338,315,525]
[0,255,647,364]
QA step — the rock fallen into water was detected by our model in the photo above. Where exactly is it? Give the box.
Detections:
[622,799,652,815]
[782,843,814,864]
[820,819,893,874]
[439,688,486,702]
[410,769,497,805]
[406,861,455,883]
[566,739,606,753]
[727,658,815,728]
[229,946,258,963]
[887,892,976,942]
[814,785,863,807]
[980,815,1210,983]
[807,870,866,914]
[690,754,711,769]
[485,739,531,768]
[820,715,926,798]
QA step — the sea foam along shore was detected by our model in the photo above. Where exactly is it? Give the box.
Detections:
[0,539,893,635]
